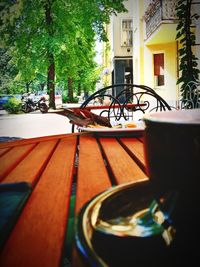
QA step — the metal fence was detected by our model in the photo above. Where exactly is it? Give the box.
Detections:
[179,81,200,109]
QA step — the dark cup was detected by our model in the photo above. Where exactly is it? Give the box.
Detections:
[143,109,200,196]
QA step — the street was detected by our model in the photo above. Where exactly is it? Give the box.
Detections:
[0,110,72,142]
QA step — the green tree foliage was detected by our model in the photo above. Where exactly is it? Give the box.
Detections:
[0,48,18,94]
[0,0,127,107]
[176,0,200,105]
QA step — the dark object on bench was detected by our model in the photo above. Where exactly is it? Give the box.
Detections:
[60,108,112,128]
[0,182,31,250]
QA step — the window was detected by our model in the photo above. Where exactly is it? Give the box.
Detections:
[154,53,164,86]
[121,19,133,47]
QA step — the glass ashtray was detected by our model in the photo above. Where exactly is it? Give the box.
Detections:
[74,180,190,266]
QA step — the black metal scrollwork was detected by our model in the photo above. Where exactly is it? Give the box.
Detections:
[81,83,171,120]
[71,83,171,131]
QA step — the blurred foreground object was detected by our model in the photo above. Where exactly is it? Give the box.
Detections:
[58,108,112,128]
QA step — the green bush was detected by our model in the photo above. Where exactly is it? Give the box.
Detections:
[62,94,68,103]
[72,96,78,103]
[4,98,22,114]
[62,95,78,103]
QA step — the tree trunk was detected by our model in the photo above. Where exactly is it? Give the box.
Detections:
[25,82,30,93]
[78,80,81,96]
[68,78,73,102]
[77,72,81,96]
[48,53,56,109]
[45,0,56,109]
[25,81,32,93]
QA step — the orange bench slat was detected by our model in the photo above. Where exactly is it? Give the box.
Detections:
[119,137,146,172]
[0,136,77,267]
[0,144,36,182]
[0,147,11,157]
[75,136,111,213]
[99,137,147,184]
[1,140,58,186]
[73,136,112,267]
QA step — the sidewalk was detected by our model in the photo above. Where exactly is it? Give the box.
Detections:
[0,109,73,142]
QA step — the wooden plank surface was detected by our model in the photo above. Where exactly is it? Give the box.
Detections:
[73,136,147,267]
[99,137,147,184]
[0,134,148,267]
[1,140,58,186]
[0,136,77,267]
[119,137,146,173]
[0,147,11,157]
[75,135,111,213]
[0,133,75,149]
[73,135,111,267]
[0,144,36,182]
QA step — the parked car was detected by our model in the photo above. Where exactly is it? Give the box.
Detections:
[0,95,14,109]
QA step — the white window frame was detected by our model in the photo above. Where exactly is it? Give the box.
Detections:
[121,18,133,47]
[153,52,165,88]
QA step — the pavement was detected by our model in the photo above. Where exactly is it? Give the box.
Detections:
[0,108,73,142]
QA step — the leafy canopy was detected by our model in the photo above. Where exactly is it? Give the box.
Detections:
[0,0,127,99]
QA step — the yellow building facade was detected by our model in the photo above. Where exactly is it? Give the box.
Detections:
[103,0,200,107]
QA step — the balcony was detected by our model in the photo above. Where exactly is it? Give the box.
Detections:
[144,0,178,44]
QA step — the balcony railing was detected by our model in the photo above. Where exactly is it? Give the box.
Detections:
[144,0,178,38]
[179,81,200,109]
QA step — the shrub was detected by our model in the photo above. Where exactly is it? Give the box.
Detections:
[72,96,78,103]
[62,94,68,103]
[4,98,22,114]
[62,94,78,103]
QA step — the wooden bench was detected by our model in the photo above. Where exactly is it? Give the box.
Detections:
[0,132,147,267]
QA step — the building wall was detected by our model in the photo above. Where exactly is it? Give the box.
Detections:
[133,0,145,84]
[132,0,180,107]
[101,0,134,87]
[144,42,178,106]
[102,0,199,106]
[102,24,112,86]
[111,0,133,57]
